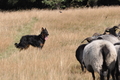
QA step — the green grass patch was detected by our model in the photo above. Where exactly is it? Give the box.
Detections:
[0,17,38,59]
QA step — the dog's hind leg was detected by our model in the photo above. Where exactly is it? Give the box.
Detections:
[19,45,29,51]
[24,45,30,50]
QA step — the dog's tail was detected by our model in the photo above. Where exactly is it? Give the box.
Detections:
[14,43,20,48]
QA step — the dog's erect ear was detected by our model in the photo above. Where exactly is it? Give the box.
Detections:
[45,28,47,30]
[42,27,44,31]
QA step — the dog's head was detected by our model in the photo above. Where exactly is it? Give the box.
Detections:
[41,27,49,40]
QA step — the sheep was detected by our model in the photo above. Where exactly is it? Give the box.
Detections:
[105,26,120,80]
[113,42,120,80]
[75,37,94,72]
[75,44,86,71]
[97,26,120,44]
[76,26,120,73]
[83,40,117,80]
[103,26,120,36]
[78,28,118,72]
[75,33,102,72]
[100,26,120,80]
[81,26,120,44]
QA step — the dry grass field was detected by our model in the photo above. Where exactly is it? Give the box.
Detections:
[0,6,120,80]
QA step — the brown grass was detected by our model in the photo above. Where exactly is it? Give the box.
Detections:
[0,6,120,80]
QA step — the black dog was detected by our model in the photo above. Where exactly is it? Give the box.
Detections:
[15,27,49,50]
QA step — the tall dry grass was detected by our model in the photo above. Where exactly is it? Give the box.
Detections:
[0,6,120,80]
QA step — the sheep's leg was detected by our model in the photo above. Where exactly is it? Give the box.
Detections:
[100,70,105,80]
[81,64,84,71]
[116,70,120,80]
[87,65,95,80]
[115,60,119,80]
[111,68,116,80]
[100,74,104,80]
[107,69,110,80]
[91,71,95,80]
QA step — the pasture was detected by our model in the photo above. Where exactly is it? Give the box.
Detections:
[0,6,120,80]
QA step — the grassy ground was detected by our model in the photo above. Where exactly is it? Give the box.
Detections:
[0,6,120,80]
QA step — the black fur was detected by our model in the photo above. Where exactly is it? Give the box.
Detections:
[15,27,49,50]
[114,42,120,45]
[103,26,119,36]
[75,44,86,71]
